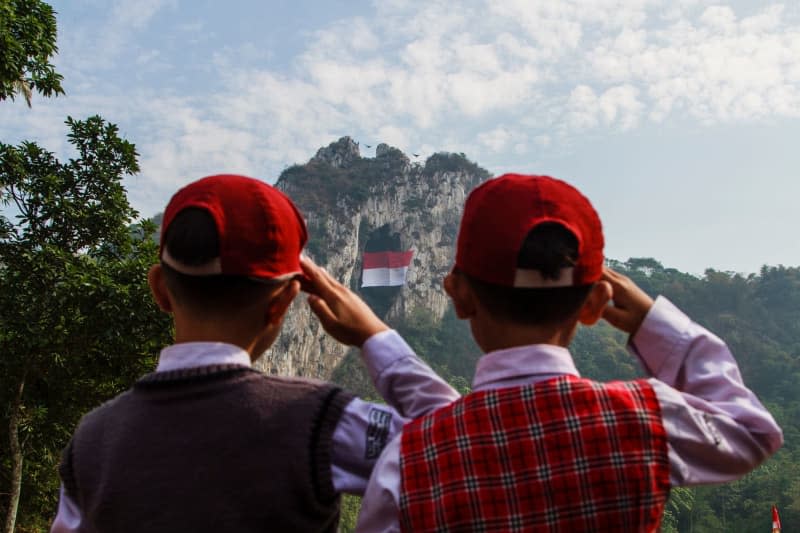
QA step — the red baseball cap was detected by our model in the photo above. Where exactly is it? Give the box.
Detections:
[159,174,307,281]
[455,174,604,287]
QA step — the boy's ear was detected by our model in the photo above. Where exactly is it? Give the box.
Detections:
[578,280,612,325]
[148,264,173,313]
[444,270,477,319]
[264,280,301,325]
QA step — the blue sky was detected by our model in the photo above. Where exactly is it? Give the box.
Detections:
[2,0,800,275]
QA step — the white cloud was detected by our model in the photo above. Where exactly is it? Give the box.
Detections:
[568,85,601,129]
[110,0,175,30]
[741,4,784,33]
[699,6,737,34]
[489,1,583,53]
[567,83,643,129]
[586,3,800,125]
[375,125,412,149]
[65,0,177,70]
[601,85,644,128]
[478,126,513,152]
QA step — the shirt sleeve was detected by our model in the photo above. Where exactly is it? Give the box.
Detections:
[354,433,404,533]
[361,329,460,418]
[629,296,784,486]
[331,329,460,494]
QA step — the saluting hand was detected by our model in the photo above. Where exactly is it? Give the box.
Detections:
[300,256,389,347]
[601,267,654,336]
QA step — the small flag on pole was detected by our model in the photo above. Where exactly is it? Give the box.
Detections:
[362,251,413,287]
[772,504,781,533]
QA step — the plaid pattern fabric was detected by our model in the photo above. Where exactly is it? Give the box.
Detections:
[399,376,670,532]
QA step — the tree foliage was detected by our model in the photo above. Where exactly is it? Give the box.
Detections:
[422,151,491,180]
[0,116,171,531]
[0,0,64,106]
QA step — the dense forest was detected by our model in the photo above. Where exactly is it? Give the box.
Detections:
[334,258,800,532]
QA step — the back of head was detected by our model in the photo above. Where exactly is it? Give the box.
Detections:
[455,174,604,326]
[159,174,308,315]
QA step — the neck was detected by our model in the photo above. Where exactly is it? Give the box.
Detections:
[472,317,578,353]
[172,314,266,360]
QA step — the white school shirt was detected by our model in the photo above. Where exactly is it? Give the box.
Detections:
[50,330,460,532]
[356,297,785,532]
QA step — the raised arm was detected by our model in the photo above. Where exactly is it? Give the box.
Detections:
[300,256,459,417]
[301,257,459,495]
[603,267,783,486]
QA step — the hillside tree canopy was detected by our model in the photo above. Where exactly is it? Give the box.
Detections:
[0,116,171,532]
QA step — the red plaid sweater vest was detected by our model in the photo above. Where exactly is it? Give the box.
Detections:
[399,376,670,532]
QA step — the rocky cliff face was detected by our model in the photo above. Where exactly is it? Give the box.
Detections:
[254,137,489,379]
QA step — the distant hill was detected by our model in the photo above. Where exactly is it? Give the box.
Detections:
[258,137,490,379]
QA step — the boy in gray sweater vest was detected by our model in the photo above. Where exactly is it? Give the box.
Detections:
[51,174,458,532]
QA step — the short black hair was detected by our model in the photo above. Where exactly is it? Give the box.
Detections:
[464,223,593,325]
[161,208,274,313]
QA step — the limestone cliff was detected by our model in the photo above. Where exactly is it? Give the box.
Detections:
[255,137,490,379]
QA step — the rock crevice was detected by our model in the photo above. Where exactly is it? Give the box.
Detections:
[256,138,489,379]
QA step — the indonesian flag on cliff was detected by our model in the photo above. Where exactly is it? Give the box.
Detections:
[362,251,414,287]
[772,505,781,532]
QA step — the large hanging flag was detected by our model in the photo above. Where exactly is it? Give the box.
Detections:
[362,250,414,287]
[772,504,781,533]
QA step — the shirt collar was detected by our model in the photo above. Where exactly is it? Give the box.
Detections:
[473,344,580,391]
[156,342,252,372]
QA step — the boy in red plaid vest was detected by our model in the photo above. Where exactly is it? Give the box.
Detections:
[357,173,783,532]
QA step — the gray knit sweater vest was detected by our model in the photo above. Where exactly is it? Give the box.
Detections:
[59,364,353,532]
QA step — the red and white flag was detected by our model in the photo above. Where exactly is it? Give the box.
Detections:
[362,251,413,287]
[772,504,781,533]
